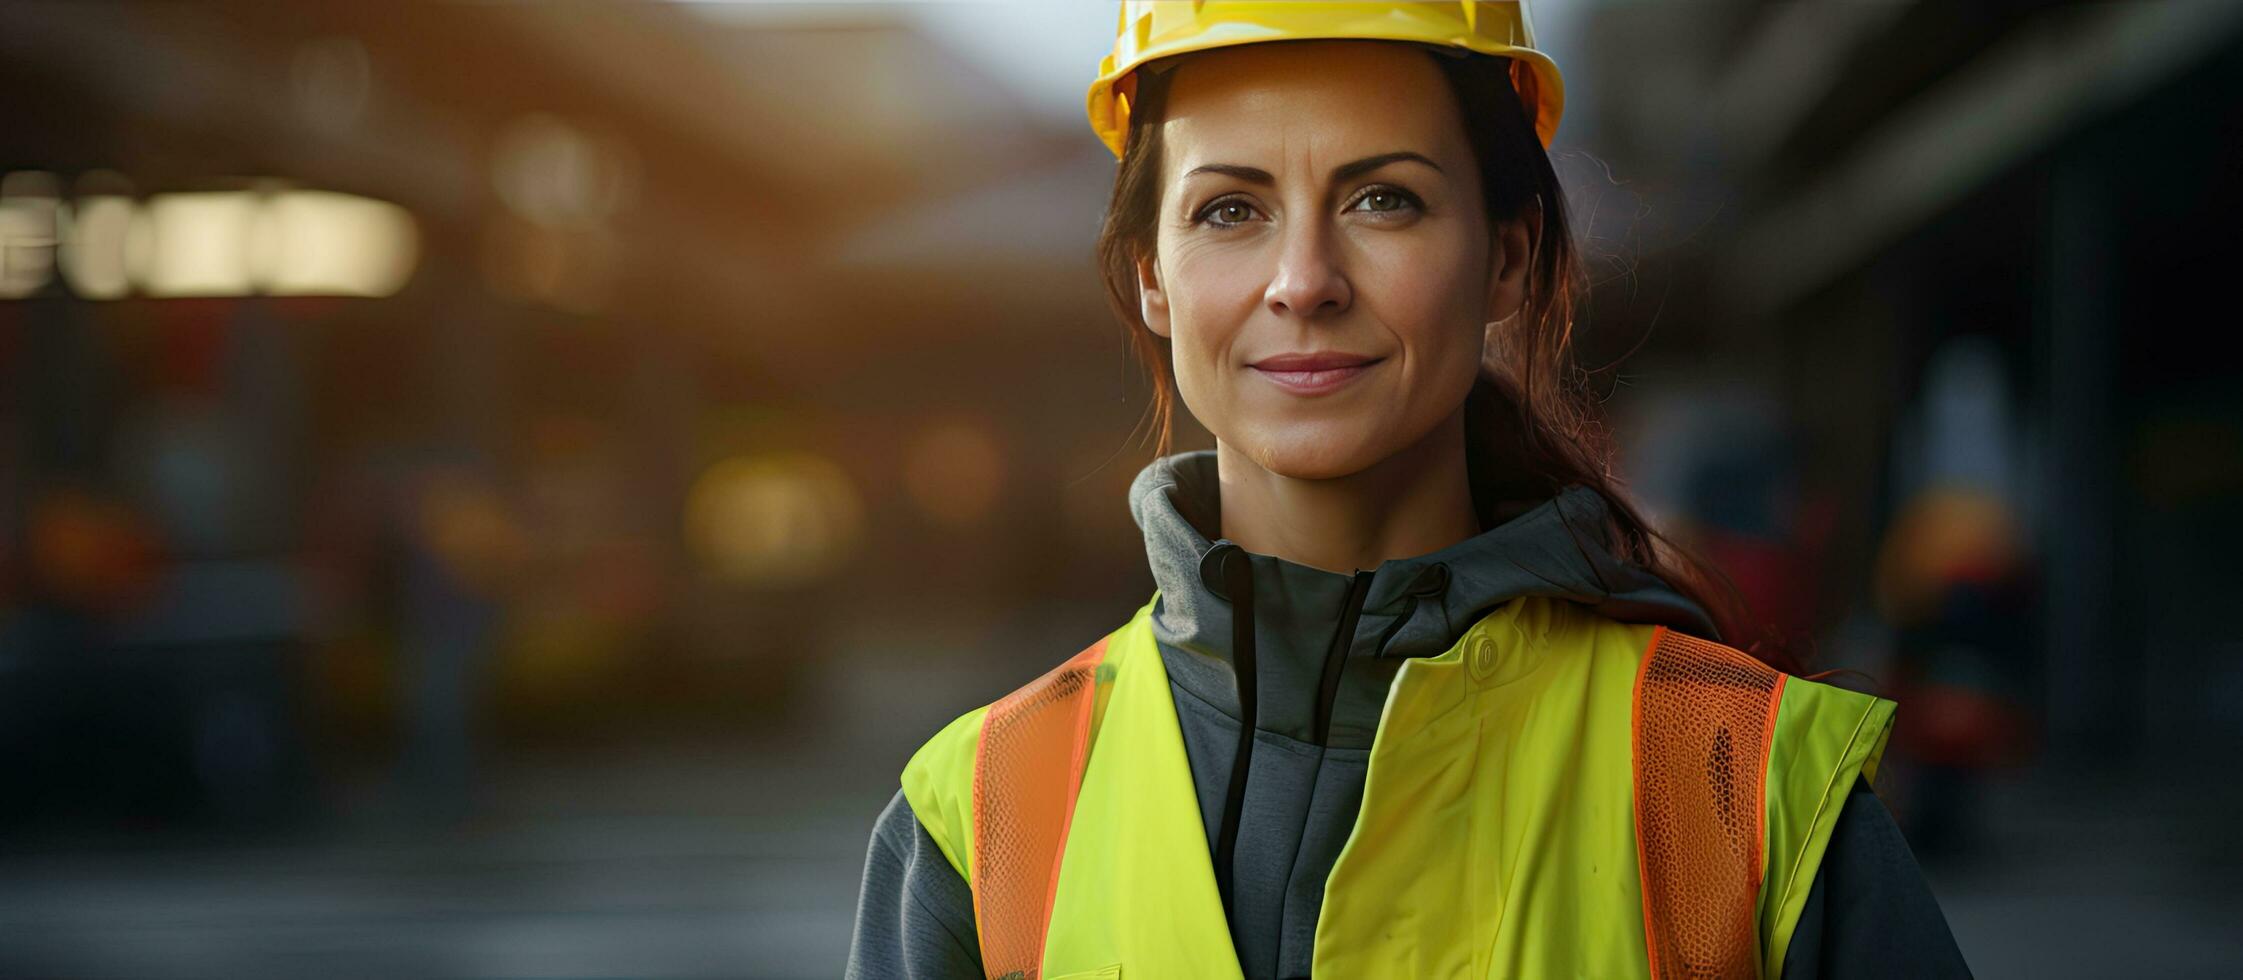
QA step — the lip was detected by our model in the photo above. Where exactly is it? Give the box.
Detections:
[1248,352,1384,395]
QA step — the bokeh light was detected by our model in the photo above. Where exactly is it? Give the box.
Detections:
[59,194,135,299]
[0,171,61,298]
[248,190,419,297]
[489,113,639,230]
[902,415,1007,529]
[684,452,865,587]
[129,191,262,297]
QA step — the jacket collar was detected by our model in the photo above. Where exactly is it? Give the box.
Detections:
[1127,449,1719,747]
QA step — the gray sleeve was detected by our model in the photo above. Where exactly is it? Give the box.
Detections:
[1779,776,1973,979]
[843,787,985,980]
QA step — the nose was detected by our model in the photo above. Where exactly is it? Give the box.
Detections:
[1264,218,1352,319]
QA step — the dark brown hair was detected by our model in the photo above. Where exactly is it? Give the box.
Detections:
[1094,44,1791,669]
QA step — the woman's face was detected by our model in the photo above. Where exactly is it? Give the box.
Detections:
[1138,40,1535,480]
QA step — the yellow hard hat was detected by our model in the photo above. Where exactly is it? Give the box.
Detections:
[1087,1,1566,158]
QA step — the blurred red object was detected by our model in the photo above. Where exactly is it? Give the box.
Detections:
[26,487,165,613]
[1890,681,2038,769]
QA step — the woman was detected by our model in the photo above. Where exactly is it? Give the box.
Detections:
[848,4,1971,978]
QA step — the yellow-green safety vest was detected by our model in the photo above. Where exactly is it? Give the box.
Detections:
[900,593,1895,979]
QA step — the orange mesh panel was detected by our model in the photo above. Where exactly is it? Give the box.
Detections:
[1632,626,1787,980]
[970,636,1110,980]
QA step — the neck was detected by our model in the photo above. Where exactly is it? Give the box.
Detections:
[1213,407,1480,575]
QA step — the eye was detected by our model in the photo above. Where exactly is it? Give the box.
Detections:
[1348,186,1422,216]
[1194,196,1263,228]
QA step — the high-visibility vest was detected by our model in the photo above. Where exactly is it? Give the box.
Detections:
[900,593,1896,980]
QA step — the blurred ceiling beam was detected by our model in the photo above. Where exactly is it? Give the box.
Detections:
[272,1,1093,361]
[0,0,1112,378]
[1704,0,1909,171]
[1750,0,2064,190]
[510,2,1065,201]
[1722,0,2243,318]
[0,3,477,209]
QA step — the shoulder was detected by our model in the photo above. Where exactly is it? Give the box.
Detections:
[899,618,1136,801]
[893,650,1101,883]
[1567,608,1899,750]
[898,701,991,883]
[896,600,1159,881]
[1779,777,1973,979]
[847,788,985,979]
[1579,612,1906,974]
[1488,595,1665,664]
[1622,615,1899,782]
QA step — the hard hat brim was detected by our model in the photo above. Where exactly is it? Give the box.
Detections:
[1086,5,1566,158]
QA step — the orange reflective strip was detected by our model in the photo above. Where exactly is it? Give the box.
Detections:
[970,636,1110,980]
[1632,625,1787,980]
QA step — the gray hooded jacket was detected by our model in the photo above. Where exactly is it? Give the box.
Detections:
[845,450,1970,979]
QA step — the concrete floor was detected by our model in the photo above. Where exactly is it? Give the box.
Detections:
[0,742,879,978]
[4,648,2239,979]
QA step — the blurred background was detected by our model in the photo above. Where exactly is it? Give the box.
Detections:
[0,1,2238,977]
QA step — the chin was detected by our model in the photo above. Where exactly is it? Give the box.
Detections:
[1235,423,1386,481]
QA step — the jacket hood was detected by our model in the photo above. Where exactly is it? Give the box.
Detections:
[1127,448,1719,748]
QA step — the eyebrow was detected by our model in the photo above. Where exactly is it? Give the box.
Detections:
[1182,151,1443,185]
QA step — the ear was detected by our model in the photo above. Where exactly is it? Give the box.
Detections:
[1484,196,1543,325]
[1136,252,1172,338]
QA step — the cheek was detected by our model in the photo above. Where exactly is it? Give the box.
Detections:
[1161,241,1264,368]
[1357,229,1489,368]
